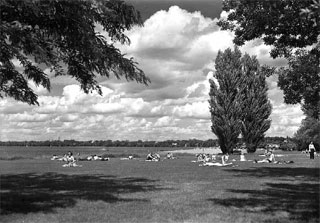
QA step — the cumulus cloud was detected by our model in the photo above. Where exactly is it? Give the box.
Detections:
[0,6,303,141]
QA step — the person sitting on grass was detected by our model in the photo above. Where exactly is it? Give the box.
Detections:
[240,149,247,161]
[221,154,233,165]
[254,150,276,163]
[196,153,210,162]
[166,152,176,159]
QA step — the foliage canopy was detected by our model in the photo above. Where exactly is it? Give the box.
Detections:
[0,0,150,105]
[218,0,319,58]
[218,0,320,121]
[278,49,320,119]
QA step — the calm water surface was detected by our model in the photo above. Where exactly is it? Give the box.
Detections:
[0,146,174,159]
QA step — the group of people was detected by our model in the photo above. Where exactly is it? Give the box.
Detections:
[196,153,213,162]
[197,147,296,166]
[53,142,317,168]
[53,151,82,167]
[51,152,80,162]
[80,154,109,161]
[199,153,234,167]
[145,152,177,161]
[51,152,110,167]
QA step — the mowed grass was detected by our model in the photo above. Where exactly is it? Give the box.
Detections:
[0,149,319,223]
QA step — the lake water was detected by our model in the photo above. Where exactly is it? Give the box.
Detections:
[0,146,216,160]
[0,146,165,159]
[0,146,224,161]
[169,147,222,155]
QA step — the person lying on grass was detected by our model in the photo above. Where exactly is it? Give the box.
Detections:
[146,153,160,161]
[200,154,233,167]
[120,155,134,160]
[78,154,109,161]
[58,154,68,162]
[51,154,60,160]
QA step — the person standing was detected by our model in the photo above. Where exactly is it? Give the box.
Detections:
[309,142,315,159]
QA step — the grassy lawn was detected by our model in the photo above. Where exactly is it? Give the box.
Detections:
[0,150,319,223]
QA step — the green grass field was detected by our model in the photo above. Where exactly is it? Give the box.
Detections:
[0,148,319,223]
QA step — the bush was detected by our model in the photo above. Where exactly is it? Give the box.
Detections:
[279,141,297,151]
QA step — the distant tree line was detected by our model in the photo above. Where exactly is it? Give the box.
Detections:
[0,137,289,148]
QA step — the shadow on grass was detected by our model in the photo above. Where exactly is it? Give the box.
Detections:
[209,167,320,222]
[223,166,320,180]
[1,172,169,215]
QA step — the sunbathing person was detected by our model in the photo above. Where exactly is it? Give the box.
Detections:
[93,155,103,160]
[92,154,109,161]
[166,152,176,159]
[200,154,233,167]
[98,155,110,161]
[196,153,210,162]
[62,151,81,167]
[86,155,94,161]
[120,155,134,160]
[58,154,68,161]
[254,151,276,163]
[196,154,204,162]
[146,153,153,161]
[240,149,248,161]
[146,153,160,161]
[51,154,59,160]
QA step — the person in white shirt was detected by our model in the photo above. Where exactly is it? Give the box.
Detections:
[309,142,316,159]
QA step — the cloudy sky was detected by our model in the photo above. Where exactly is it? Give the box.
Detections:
[0,0,304,141]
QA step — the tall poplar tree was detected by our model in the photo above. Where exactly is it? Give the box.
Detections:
[240,54,272,153]
[209,47,243,154]
[209,48,272,154]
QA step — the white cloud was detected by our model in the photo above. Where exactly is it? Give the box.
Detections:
[173,101,210,119]
[0,6,303,141]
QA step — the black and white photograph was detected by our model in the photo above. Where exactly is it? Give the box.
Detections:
[0,0,319,222]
